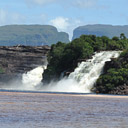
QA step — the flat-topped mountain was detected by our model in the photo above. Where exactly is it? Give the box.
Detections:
[72,24,128,40]
[0,25,69,46]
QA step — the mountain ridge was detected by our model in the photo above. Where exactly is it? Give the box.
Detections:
[0,25,69,46]
[72,24,128,40]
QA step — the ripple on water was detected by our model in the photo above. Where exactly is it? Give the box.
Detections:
[0,92,128,128]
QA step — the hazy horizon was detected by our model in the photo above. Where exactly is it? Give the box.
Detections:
[0,0,128,39]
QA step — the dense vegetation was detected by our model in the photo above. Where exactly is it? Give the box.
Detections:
[43,33,128,83]
[73,24,128,40]
[0,25,69,46]
[95,49,128,94]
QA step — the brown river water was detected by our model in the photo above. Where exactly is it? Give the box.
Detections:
[0,92,128,128]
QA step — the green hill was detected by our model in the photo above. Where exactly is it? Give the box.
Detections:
[0,25,69,46]
[73,24,128,40]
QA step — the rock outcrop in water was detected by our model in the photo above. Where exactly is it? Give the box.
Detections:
[0,45,50,84]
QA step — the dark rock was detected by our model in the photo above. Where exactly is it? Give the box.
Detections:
[77,59,87,63]
[0,45,50,84]
[64,72,71,76]
[108,85,128,95]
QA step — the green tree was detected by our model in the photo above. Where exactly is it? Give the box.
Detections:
[112,36,119,41]
[43,34,128,84]
[120,33,126,40]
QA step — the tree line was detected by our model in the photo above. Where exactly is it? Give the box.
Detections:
[43,33,128,84]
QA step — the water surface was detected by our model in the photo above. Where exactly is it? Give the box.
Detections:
[0,91,128,128]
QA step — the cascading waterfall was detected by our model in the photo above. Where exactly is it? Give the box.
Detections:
[42,51,121,93]
[68,51,121,92]
[0,51,121,92]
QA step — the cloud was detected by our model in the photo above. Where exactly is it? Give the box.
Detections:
[49,17,84,40]
[71,0,108,10]
[25,0,106,10]
[0,9,25,26]
[73,0,98,8]
[0,9,7,25]
[10,13,25,24]
[50,17,69,31]
[40,14,47,22]
[25,0,58,6]
[25,0,75,8]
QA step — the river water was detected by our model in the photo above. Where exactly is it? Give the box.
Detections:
[0,91,128,128]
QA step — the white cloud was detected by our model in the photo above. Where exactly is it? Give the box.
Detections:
[68,19,85,40]
[49,17,84,40]
[50,17,69,31]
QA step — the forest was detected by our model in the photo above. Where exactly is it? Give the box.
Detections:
[43,33,128,91]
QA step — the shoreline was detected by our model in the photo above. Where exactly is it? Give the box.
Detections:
[0,90,128,99]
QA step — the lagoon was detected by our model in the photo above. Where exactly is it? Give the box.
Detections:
[0,91,128,128]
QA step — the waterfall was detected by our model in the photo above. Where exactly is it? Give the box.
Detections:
[21,56,48,90]
[42,51,121,93]
[0,66,46,90]
[0,51,121,92]
[22,66,46,90]
[68,51,121,92]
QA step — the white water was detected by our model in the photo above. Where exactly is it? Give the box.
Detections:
[0,66,46,90]
[0,51,121,92]
[21,66,46,90]
[42,51,121,93]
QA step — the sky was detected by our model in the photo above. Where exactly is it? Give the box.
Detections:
[0,0,128,39]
